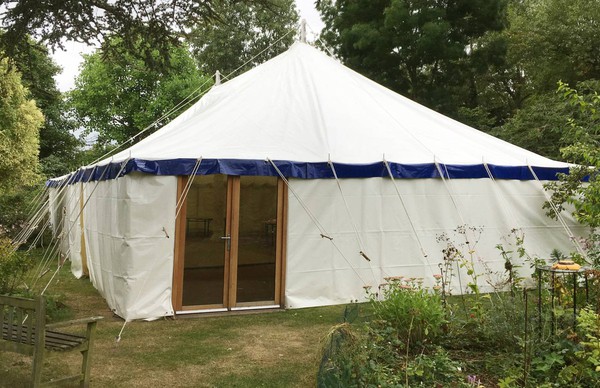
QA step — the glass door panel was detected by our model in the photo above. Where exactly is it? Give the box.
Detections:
[235,176,278,304]
[182,174,228,307]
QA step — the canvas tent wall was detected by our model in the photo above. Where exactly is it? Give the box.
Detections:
[48,42,586,321]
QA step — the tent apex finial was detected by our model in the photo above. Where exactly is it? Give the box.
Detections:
[300,19,307,43]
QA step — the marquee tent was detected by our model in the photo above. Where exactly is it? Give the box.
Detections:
[49,41,586,321]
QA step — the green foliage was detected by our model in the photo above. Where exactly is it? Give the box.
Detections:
[485,0,600,155]
[405,349,468,387]
[69,37,212,146]
[0,0,276,71]
[507,0,600,94]
[320,226,600,386]
[0,57,44,193]
[189,0,298,76]
[577,307,600,370]
[317,0,507,118]
[43,293,73,323]
[9,35,81,177]
[544,82,600,249]
[318,323,360,386]
[369,277,446,349]
[502,329,600,388]
[319,279,462,387]
[580,231,600,269]
[0,236,33,295]
[492,92,568,159]
[318,324,468,387]
[0,186,43,238]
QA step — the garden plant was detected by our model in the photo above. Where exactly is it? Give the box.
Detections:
[318,226,600,387]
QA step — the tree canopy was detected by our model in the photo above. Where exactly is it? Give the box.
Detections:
[0,58,44,193]
[507,0,600,94]
[189,0,298,76]
[9,36,81,177]
[316,0,507,117]
[487,0,600,158]
[69,37,212,147]
[0,0,275,70]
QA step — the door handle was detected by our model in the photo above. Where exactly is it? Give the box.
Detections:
[221,234,231,251]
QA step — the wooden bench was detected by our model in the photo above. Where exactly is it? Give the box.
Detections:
[0,295,103,387]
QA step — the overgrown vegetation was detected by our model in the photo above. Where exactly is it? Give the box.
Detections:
[318,227,600,387]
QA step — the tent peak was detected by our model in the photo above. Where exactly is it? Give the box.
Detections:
[300,19,307,43]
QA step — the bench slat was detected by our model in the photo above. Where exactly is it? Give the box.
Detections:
[45,332,86,351]
[3,322,87,351]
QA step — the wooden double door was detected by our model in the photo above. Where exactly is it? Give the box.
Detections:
[173,175,286,313]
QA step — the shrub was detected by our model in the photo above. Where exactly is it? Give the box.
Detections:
[0,236,34,294]
[318,323,469,388]
[369,277,446,349]
[0,187,41,240]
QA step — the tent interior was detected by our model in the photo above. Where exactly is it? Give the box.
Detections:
[180,175,280,308]
[46,40,588,321]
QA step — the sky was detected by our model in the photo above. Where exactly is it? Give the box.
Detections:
[51,0,325,92]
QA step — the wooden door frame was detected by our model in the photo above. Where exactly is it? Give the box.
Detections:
[171,176,187,312]
[172,175,287,314]
[226,176,240,308]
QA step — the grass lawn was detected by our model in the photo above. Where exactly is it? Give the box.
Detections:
[0,261,348,387]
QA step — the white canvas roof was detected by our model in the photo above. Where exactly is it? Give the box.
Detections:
[54,42,569,184]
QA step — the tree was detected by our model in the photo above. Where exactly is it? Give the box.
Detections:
[545,81,600,221]
[507,0,600,94]
[189,0,298,76]
[543,81,600,266]
[455,28,529,130]
[486,0,600,158]
[316,0,507,117]
[0,58,44,193]
[488,93,568,159]
[9,36,81,177]
[69,37,212,147]
[0,0,277,70]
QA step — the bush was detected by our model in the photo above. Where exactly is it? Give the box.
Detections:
[0,236,34,295]
[0,186,42,240]
[318,278,461,387]
[318,323,469,388]
[369,277,446,349]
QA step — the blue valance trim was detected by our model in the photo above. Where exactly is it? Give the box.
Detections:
[46,158,571,187]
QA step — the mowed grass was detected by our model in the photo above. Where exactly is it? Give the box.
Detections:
[0,262,348,387]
